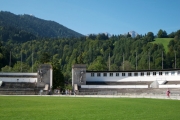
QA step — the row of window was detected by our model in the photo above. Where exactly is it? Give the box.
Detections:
[91,71,179,77]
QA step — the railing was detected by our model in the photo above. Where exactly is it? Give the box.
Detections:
[81,85,148,89]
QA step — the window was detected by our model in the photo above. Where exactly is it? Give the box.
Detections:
[122,73,126,76]
[165,72,169,75]
[147,72,150,76]
[159,72,162,76]
[153,72,156,76]
[116,73,119,76]
[110,73,113,77]
[171,71,175,75]
[141,72,144,76]
[97,73,101,77]
[91,73,94,77]
[134,73,138,76]
[128,73,132,76]
[103,73,107,77]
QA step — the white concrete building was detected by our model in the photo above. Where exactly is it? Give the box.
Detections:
[0,64,53,90]
[72,64,180,90]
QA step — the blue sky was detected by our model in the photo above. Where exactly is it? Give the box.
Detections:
[0,0,180,35]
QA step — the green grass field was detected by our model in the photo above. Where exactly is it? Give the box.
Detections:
[0,96,180,120]
[151,38,173,53]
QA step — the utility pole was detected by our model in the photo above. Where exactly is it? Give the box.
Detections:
[31,41,33,72]
[9,51,11,71]
[136,52,137,70]
[148,51,150,70]
[109,53,110,71]
[123,53,124,71]
[175,51,176,69]
[162,51,163,69]
[32,52,33,72]
[21,51,22,72]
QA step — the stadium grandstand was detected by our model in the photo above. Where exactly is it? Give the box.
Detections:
[72,64,180,96]
[0,64,52,95]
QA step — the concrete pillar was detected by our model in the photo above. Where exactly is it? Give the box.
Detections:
[72,64,86,91]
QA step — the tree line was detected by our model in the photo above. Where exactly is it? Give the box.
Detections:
[0,29,180,90]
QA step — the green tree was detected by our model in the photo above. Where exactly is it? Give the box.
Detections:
[12,61,30,72]
[127,32,131,38]
[174,30,180,40]
[110,64,119,71]
[120,61,135,70]
[163,30,167,38]
[146,32,154,42]
[1,65,12,72]
[52,62,64,90]
[157,29,164,38]
[39,52,50,64]
[88,56,108,71]
[157,29,167,38]
[168,32,175,38]
[65,84,72,90]
[77,52,84,64]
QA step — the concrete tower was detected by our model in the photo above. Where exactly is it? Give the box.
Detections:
[37,64,53,90]
[72,64,86,91]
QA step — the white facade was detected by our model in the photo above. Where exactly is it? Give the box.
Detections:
[0,73,37,76]
[72,64,180,89]
[86,70,180,82]
[0,73,37,83]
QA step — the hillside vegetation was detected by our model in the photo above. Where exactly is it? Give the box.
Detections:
[2,31,180,80]
[151,38,173,53]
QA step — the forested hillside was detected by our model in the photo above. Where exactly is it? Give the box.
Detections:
[0,11,83,38]
[0,11,180,89]
[1,30,180,82]
[0,25,37,42]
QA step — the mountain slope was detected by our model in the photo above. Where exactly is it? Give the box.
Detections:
[0,11,83,38]
[0,25,37,42]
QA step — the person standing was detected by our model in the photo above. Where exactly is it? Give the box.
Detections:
[166,89,170,97]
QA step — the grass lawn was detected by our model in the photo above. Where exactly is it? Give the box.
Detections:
[0,96,180,120]
[151,38,173,53]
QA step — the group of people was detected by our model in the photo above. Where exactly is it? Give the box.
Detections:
[54,89,77,95]
[65,89,72,95]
